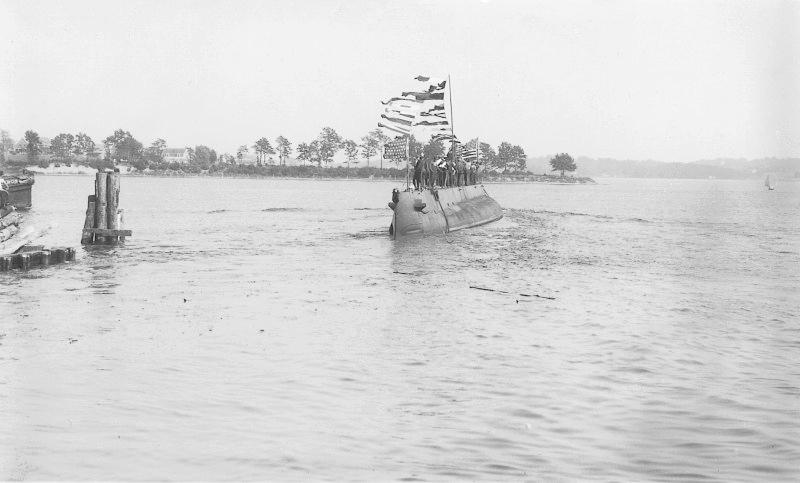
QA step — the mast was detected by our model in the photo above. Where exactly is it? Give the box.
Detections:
[476,136,480,183]
[448,74,455,175]
[406,134,411,190]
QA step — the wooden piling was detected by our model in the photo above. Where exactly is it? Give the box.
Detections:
[81,195,96,245]
[117,209,126,241]
[107,172,120,231]
[94,173,108,243]
[80,171,131,246]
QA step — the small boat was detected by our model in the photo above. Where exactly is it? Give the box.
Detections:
[2,175,35,209]
[764,175,774,191]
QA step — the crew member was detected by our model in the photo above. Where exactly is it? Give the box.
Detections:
[412,155,423,190]
[446,159,455,187]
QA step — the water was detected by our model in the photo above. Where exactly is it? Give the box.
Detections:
[1,176,798,481]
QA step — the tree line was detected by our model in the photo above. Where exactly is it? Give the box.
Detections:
[1,127,532,173]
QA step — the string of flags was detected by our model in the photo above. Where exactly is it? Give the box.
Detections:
[378,75,451,140]
[377,75,484,165]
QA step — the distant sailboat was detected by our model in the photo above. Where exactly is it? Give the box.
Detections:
[764,175,775,190]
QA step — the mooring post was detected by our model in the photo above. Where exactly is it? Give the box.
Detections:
[107,172,120,232]
[81,172,131,246]
[81,195,97,245]
[94,172,108,244]
[117,209,126,241]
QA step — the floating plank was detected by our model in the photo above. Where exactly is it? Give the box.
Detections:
[82,228,132,237]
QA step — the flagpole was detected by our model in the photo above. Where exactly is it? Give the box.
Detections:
[476,136,480,184]
[448,74,455,185]
[406,135,410,190]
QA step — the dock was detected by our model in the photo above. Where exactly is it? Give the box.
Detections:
[0,247,75,272]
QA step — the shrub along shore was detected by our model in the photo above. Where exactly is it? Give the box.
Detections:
[20,161,595,184]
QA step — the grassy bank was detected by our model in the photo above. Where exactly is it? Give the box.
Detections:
[6,156,596,183]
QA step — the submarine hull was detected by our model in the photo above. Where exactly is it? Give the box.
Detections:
[389,185,503,239]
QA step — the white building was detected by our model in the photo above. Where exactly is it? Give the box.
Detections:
[163,147,191,164]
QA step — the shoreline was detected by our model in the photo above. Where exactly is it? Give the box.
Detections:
[22,166,597,184]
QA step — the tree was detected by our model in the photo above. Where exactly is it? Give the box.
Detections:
[496,141,514,172]
[479,142,497,168]
[253,137,275,166]
[51,133,76,161]
[74,132,98,158]
[308,140,321,166]
[236,145,248,163]
[186,147,196,165]
[509,145,527,172]
[317,127,342,167]
[1,130,14,156]
[24,130,42,162]
[550,153,577,177]
[275,135,292,166]
[103,129,143,164]
[296,142,312,165]
[407,135,423,164]
[144,138,167,165]
[422,137,445,162]
[369,129,390,169]
[194,145,215,170]
[342,139,359,169]
[359,134,378,167]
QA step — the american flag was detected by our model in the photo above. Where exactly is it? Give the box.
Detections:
[383,137,408,159]
[462,148,478,161]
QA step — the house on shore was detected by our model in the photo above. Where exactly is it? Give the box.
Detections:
[164,148,191,164]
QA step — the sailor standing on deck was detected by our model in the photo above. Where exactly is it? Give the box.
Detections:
[432,158,441,186]
[412,155,423,190]
[447,159,456,187]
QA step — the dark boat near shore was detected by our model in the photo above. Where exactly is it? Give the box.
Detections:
[3,176,34,209]
[389,185,502,239]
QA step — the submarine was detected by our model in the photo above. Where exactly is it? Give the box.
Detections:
[388,184,503,239]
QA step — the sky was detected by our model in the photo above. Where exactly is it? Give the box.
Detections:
[1,0,798,162]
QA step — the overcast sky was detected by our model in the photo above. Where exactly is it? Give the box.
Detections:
[1,0,798,161]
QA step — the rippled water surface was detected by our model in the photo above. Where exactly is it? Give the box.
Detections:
[1,176,798,481]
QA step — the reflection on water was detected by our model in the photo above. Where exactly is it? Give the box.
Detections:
[1,176,799,481]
